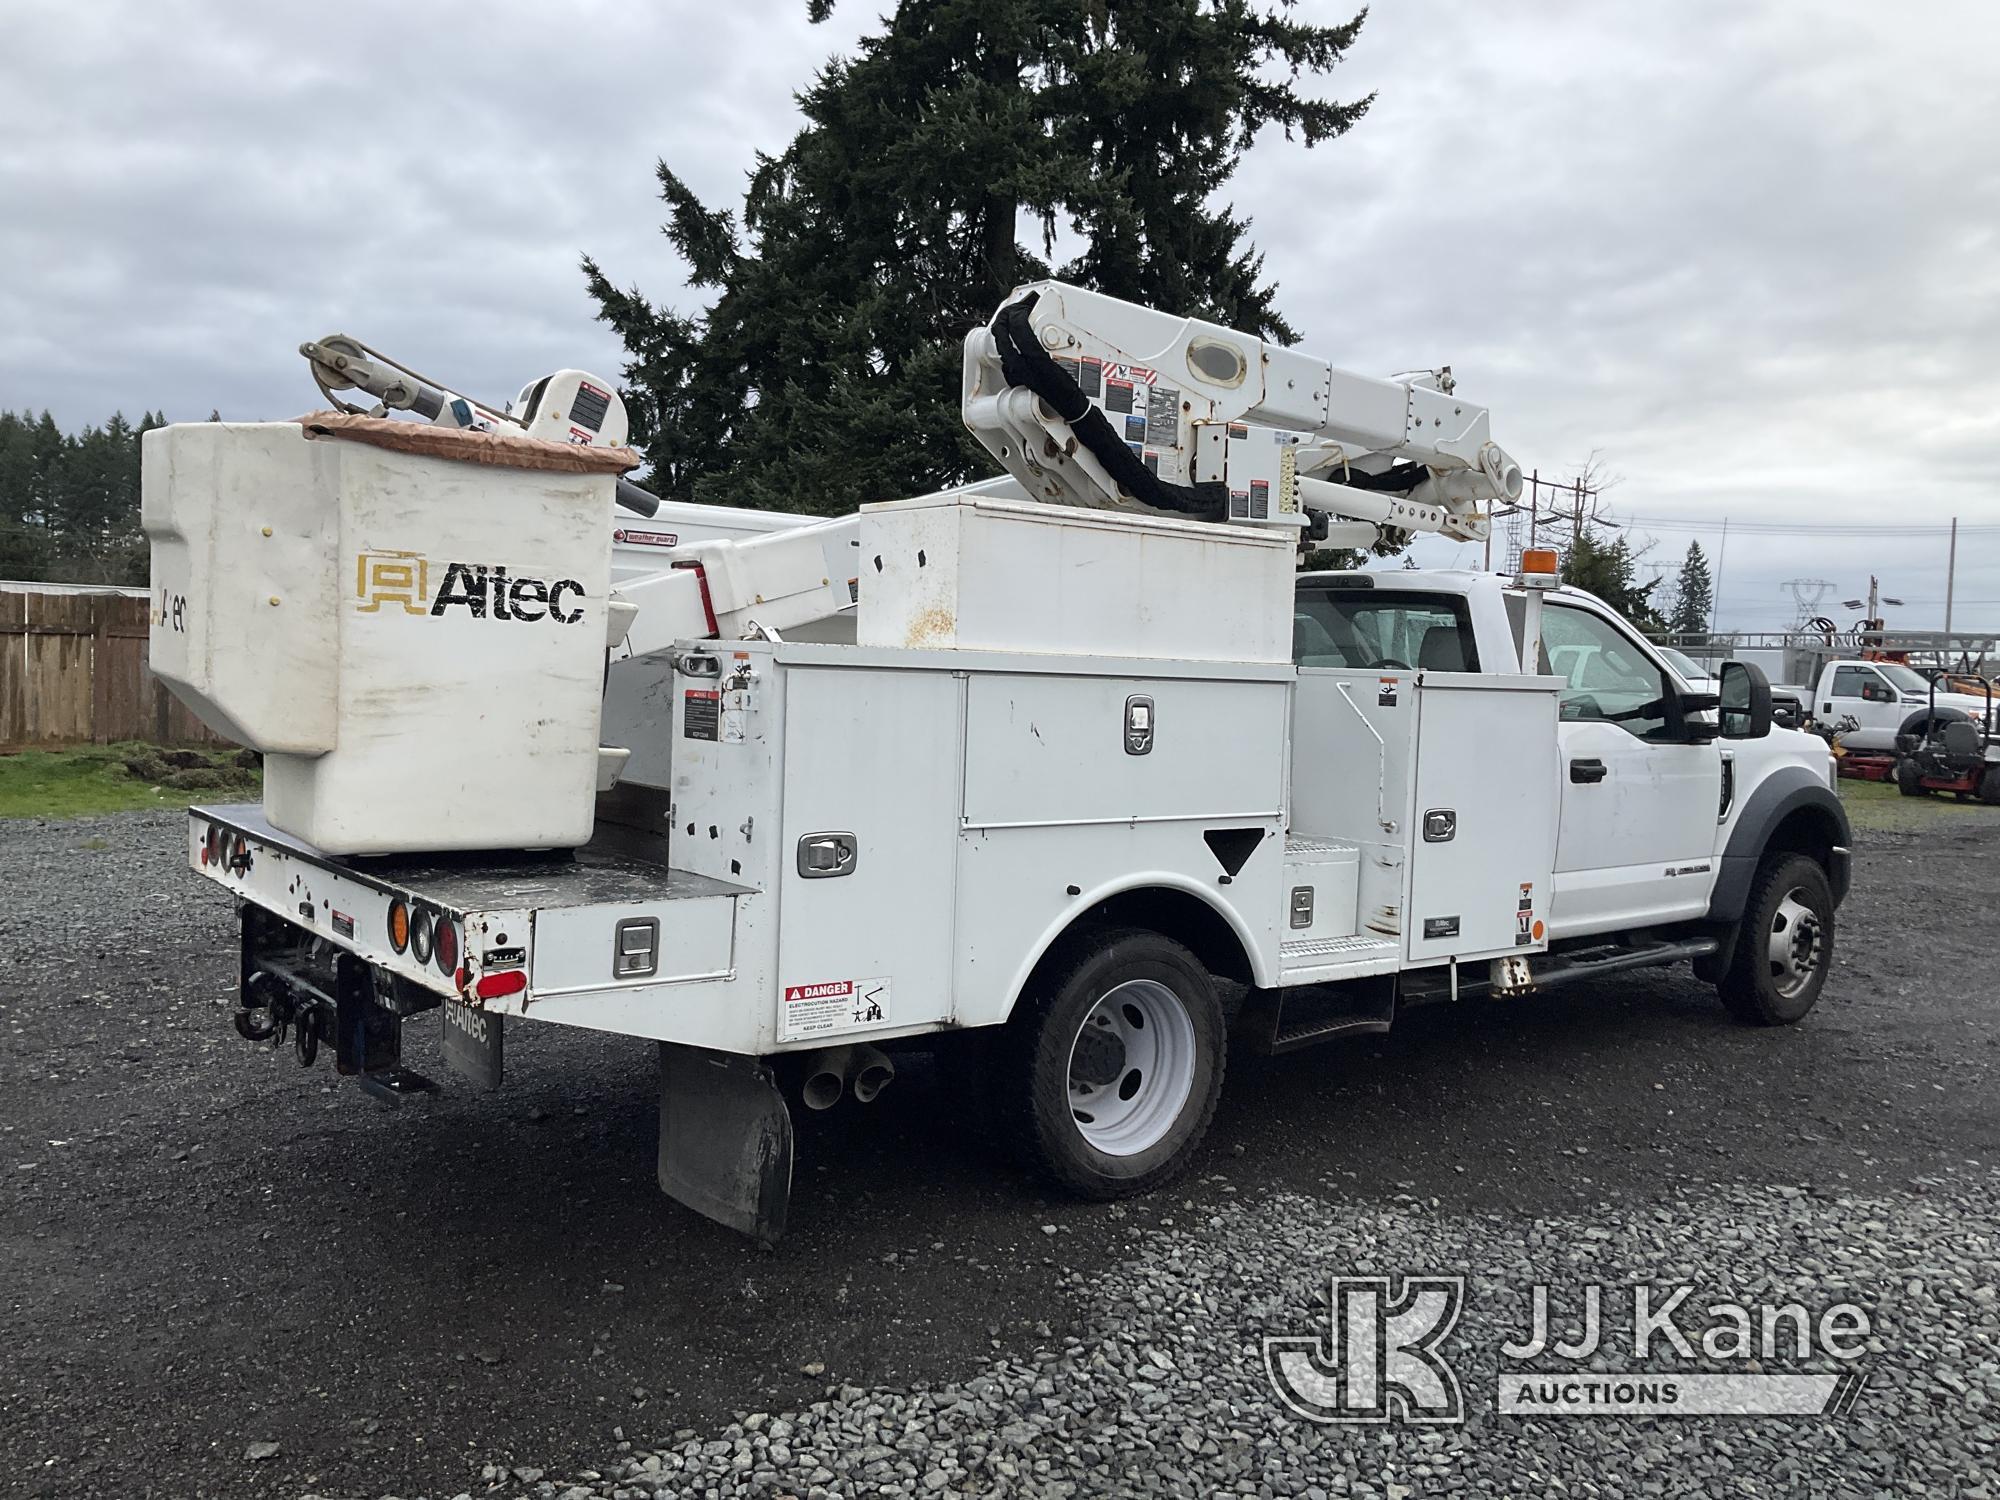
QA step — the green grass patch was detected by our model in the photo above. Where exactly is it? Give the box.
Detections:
[1838,771,1995,834]
[0,742,260,820]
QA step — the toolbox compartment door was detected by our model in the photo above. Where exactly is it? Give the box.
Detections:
[530,891,738,997]
[774,665,962,1044]
[1405,673,1560,964]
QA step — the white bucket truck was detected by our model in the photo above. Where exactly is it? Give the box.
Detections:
[145,285,1850,1240]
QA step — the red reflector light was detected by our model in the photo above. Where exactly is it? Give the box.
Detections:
[434,917,460,975]
[474,970,527,999]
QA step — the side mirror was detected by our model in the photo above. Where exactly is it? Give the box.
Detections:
[1860,682,1893,703]
[1719,661,1773,740]
[1675,690,1721,744]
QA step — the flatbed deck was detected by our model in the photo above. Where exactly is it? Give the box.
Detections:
[192,804,741,912]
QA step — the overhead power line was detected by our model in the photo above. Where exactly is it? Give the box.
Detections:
[1616,514,2000,537]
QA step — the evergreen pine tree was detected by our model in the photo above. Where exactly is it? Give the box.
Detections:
[1667,540,1713,640]
[1561,528,1663,629]
[0,407,161,582]
[585,0,1369,514]
[0,412,53,578]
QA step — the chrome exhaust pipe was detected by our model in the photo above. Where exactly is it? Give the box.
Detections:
[846,1043,896,1104]
[800,1047,851,1111]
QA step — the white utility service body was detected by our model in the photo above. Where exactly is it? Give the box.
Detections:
[155,279,1851,1240]
[186,542,1836,1050]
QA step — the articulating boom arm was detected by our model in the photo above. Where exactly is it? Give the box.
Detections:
[961,282,1522,545]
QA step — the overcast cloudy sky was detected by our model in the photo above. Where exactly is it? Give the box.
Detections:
[3,2,1996,632]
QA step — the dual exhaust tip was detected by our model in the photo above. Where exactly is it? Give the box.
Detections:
[800,1043,895,1110]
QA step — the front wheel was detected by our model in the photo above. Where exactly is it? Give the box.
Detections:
[1980,766,2000,806]
[997,927,1225,1198]
[1717,853,1835,1026]
[1895,757,1929,797]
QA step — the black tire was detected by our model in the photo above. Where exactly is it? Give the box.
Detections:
[1981,767,2000,807]
[1717,853,1834,1026]
[1895,757,1928,797]
[995,926,1224,1199]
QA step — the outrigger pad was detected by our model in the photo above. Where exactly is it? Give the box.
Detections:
[658,1043,793,1244]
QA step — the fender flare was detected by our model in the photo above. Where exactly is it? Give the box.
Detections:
[997,873,1272,1027]
[1704,765,1851,927]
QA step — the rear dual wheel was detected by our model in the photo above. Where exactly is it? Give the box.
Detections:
[996,927,1225,1198]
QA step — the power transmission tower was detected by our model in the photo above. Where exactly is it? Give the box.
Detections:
[1782,578,1836,629]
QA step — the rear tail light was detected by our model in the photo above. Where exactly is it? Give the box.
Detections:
[409,906,435,965]
[387,898,411,954]
[474,970,526,999]
[434,917,460,976]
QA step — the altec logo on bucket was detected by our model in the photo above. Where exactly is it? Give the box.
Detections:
[355,549,586,624]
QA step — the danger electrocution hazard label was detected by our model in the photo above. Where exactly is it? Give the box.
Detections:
[780,976,892,1041]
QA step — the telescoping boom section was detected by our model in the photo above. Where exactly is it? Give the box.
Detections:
[961,281,1522,546]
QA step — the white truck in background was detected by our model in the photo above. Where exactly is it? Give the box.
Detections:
[144,283,1850,1242]
[1810,658,1997,752]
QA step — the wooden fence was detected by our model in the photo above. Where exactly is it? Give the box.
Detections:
[0,583,227,748]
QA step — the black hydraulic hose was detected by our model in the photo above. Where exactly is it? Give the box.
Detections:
[989,293,1227,521]
[1336,461,1428,495]
[615,477,662,518]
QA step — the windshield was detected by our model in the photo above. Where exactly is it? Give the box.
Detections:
[1657,647,1707,679]
[1878,663,1931,693]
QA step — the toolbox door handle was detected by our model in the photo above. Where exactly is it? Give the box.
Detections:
[798,832,857,878]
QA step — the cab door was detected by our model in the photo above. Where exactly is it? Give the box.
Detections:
[1821,663,1901,750]
[1531,601,1723,935]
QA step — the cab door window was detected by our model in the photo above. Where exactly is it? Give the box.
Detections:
[1830,665,1890,703]
[1537,604,1673,740]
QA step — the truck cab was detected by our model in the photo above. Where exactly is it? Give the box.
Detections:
[1298,570,1848,942]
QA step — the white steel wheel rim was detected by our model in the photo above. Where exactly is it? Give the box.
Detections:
[1766,887,1824,1000]
[1066,979,1197,1156]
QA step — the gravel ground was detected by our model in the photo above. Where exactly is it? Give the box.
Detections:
[454,1178,1999,1500]
[4,794,1999,1498]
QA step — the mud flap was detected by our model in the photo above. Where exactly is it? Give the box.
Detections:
[658,1043,793,1244]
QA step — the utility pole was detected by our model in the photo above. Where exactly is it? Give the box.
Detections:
[1945,516,1958,639]
[1709,519,1729,639]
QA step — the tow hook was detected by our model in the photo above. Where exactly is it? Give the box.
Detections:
[234,969,288,1043]
[233,1004,276,1043]
[295,1009,323,1066]
[235,967,327,1067]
